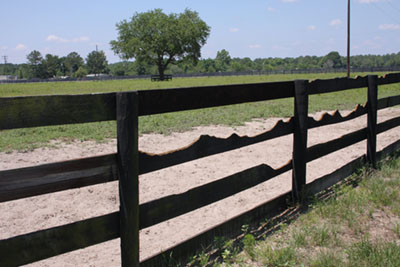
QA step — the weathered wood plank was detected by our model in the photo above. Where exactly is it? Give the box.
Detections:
[307,104,367,129]
[138,81,294,116]
[0,154,117,203]
[367,75,378,167]
[0,93,116,130]
[139,161,292,229]
[377,95,400,110]
[305,156,366,196]
[139,118,294,174]
[308,137,400,196]
[0,212,119,266]
[377,72,400,85]
[307,128,367,163]
[308,75,368,95]
[377,116,400,134]
[116,92,139,267]
[376,139,400,160]
[292,80,309,200]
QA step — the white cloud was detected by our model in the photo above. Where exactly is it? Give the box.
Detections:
[330,19,342,26]
[267,7,276,12]
[379,24,400,30]
[308,25,316,31]
[249,44,262,49]
[46,35,90,43]
[46,35,68,42]
[281,0,297,2]
[15,44,27,51]
[229,28,240,32]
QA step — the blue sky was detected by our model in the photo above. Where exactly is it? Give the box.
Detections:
[1,0,400,64]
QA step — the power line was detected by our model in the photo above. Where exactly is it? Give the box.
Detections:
[371,1,400,25]
[385,1,400,16]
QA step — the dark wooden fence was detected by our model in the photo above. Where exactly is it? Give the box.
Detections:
[2,66,400,84]
[1,73,400,266]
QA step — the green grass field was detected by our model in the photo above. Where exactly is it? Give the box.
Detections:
[1,72,399,152]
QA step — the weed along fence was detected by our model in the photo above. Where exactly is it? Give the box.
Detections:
[1,73,400,266]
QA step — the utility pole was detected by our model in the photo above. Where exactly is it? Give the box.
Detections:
[347,0,351,78]
[2,55,8,75]
[96,45,99,77]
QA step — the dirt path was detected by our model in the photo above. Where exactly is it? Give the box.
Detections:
[1,108,399,266]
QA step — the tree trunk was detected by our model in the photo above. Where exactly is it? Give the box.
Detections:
[158,65,165,81]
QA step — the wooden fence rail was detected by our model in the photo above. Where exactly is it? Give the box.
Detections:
[1,73,400,266]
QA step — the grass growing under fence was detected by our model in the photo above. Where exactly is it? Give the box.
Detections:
[190,154,400,266]
[0,72,399,152]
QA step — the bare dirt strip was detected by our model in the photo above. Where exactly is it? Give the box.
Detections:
[1,108,399,266]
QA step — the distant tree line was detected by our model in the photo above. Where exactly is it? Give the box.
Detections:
[0,50,108,79]
[106,50,400,77]
[1,50,400,79]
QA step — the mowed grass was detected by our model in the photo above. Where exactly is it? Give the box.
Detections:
[188,155,400,266]
[1,72,399,152]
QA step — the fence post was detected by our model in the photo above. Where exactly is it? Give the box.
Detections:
[367,75,378,168]
[116,92,139,267]
[292,80,309,200]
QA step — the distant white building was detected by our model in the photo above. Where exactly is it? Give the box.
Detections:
[0,75,16,80]
[86,73,110,78]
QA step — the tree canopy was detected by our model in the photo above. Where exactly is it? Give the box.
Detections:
[26,50,43,78]
[86,50,108,75]
[64,52,84,76]
[110,8,210,79]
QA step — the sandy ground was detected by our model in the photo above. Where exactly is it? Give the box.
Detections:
[1,108,399,266]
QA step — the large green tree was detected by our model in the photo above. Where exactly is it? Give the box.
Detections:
[86,50,108,75]
[321,51,343,69]
[64,52,84,76]
[215,49,231,72]
[110,8,210,80]
[26,50,43,78]
[42,54,60,78]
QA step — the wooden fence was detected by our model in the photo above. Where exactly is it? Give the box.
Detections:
[1,73,400,266]
[2,66,400,84]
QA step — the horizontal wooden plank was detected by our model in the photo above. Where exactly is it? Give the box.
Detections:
[307,104,367,129]
[139,118,294,174]
[0,93,116,130]
[0,212,119,266]
[140,191,292,266]
[308,75,368,95]
[139,161,292,229]
[377,95,400,110]
[0,154,117,203]
[138,81,294,116]
[305,156,366,196]
[376,139,400,160]
[377,116,400,134]
[307,128,367,162]
[377,72,400,85]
